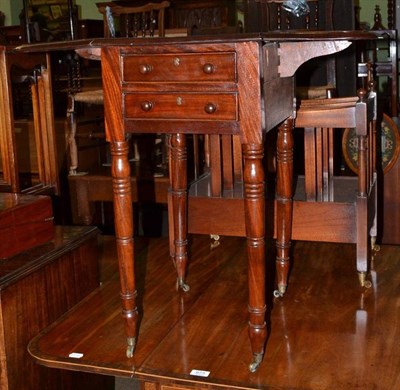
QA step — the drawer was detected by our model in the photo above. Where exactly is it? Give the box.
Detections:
[124,93,237,120]
[122,53,236,83]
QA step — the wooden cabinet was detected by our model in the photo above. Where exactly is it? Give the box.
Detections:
[0,224,113,390]
[0,193,54,259]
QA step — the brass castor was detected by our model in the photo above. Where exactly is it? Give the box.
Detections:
[371,237,380,252]
[249,352,263,373]
[210,234,220,249]
[273,284,287,298]
[358,272,372,289]
[176,278,190,292]
[126,337,136,358]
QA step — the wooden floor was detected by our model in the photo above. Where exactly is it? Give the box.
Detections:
[29,234,400,389]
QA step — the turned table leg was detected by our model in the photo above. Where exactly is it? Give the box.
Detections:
[275,118,294,297]
[242,142,267,372]
[169,133,189,292]
[110,140,138,357]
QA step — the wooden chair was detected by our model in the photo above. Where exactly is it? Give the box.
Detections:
[97,1,170,38]
[356,2,400,246]
[67,1,170,175]
[187,76,379,301]
[167,0,236,31]
[244,0,337,98]
[253,0,334,31]
[275,81,379,297]
[369,5,398,118]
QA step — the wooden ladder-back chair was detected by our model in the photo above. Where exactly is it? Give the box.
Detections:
[245,0,337,99]
[258,0,334,31]
[67,1,170,175]
[274,76,379,297]
[97,1,170,38]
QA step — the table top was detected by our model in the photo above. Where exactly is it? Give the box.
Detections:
[0,225,99,289]
[14,30,376,53]
[27,234,400,389]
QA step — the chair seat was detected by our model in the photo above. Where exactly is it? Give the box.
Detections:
[73,89,104,104]
[296,84,335,100]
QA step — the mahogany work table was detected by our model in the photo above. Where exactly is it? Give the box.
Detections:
[18,31,372,372]
[90,32,362,372]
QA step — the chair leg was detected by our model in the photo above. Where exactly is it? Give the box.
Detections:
[275,118,294,297]
[67,94,78,175]
[356,133,372,289]
[370,173,380,253]
[356,195,370,288]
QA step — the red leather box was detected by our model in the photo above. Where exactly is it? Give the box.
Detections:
[0,193,54,259]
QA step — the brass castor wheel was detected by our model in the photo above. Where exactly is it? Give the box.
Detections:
[249,352,263,372]
[210,234,220,249]
[273,284,286,298]
[176,278,190,292]
[126,337,136,358]
[371,237,380,252]
[358,272,372,289]
[372,244,381,252]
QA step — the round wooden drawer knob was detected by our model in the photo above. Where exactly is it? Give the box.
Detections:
[204,103,217,114]
[203,63,215,74]
[139,64,153,75]
[140,101,153,111]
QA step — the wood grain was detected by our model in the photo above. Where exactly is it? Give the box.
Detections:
[29,234,400,389]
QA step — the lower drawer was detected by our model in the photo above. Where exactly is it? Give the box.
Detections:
[124,93,237,120]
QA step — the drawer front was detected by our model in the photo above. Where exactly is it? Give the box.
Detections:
[122,53,236,83]
[124,93,237,120]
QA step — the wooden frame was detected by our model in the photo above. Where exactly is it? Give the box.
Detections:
[0,46,59,194]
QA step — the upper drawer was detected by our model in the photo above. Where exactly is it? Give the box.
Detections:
[122,53,236,83]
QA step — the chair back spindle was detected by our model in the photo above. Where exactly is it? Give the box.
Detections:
[97,2,170,38]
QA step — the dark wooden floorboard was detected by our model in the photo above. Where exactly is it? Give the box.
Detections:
[29,234,400,389]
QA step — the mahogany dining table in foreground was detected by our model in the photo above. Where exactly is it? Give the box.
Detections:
[27,234,400,389]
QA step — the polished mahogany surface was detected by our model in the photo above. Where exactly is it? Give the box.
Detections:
[0,225,114,390]
[17,31,370,373]
[16,31,378,379]
[15,31,376,53]
[29,234,400,389]
[0,193,54,259]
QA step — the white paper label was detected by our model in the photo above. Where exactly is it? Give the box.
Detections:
[68,352,84,359]
[190,369,210,377]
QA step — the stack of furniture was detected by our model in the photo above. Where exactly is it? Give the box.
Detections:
[0,46,59,195]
